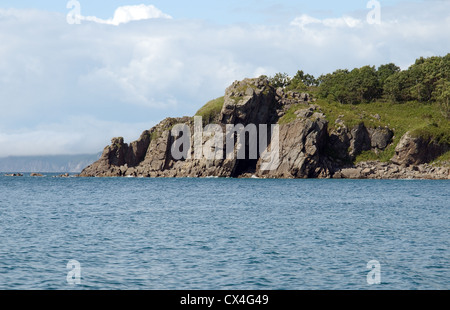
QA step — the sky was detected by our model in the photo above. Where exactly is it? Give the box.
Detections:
[0,0,449,157]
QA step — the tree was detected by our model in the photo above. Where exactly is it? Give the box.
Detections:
[383,71,411,102]
[269,72,291,88]
[350,65,381,103]
[305,54,450,105]
[382,55,450,103]
[286,70,308,91]
[317,69,352,104]
[377,63,400,86]
[317,66,381,104]
[434,78,450,119]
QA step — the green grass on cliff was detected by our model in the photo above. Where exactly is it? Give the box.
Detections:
[279,98,450,163]
[318,99,450,162]
[195,96,224,125]
[278,104,304,125]
[431,150,450,167]
[196,94,449,164]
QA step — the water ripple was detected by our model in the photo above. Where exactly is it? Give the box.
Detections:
[0,177,448,289]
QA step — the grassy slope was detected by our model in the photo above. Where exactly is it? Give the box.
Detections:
[280,98,450,163]
[195,97,225,125]
[320,99,449,163]
[195,94,450,165]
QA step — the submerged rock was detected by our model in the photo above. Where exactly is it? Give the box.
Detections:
[4,173,23,177]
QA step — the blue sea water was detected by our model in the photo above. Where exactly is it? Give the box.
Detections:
[0,174,448,290]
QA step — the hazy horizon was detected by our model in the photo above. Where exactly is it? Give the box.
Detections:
[0,153,101,173]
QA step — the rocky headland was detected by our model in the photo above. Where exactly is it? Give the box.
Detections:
[79,76,450,180]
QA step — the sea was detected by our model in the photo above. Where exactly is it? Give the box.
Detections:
[0,174,448,290]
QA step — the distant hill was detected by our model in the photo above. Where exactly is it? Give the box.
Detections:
[0,153,101,173]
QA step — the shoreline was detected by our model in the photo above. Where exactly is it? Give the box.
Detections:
[3,160,449,180]
[331,161,450,180]
[78,77,450,181]
[75,160,450,180]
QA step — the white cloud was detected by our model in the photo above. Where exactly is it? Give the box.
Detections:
[0,117,154,157]
[80,4,172,26]
[291,14,363,30]
[290,14,322,29]
[0,1,449,157]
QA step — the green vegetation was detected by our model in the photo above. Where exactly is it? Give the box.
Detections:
[195,96,225,125]
[195,55,449,164]
[316,99,450,162]
[270,54,450,162]
[278,102,324,125]
[278,103,305,125]
[269,54,450,110]
[318,66,382,104]
[383,56,449,104]
[269,70,317,92]
[268,72,292,88]
[354,150,381,163]
[411,122,450,145]
[150,131,160,141]
[277,98,449,162]
[431,150,450,167]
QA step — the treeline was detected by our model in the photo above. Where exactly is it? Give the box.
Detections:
[269,54,450,108]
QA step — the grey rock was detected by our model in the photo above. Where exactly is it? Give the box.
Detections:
[369,127,394,150]
[220,76,277,125]
[349,123,371,157]
[391,131,449,165]
[256,117,331,179]
[79,76,449,180]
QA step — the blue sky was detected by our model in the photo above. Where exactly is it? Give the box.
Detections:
[1,0,413,22]
[0,0,448,157]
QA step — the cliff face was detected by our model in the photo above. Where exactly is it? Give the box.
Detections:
[80,76,450,179]
[80,76,328,178]
[255,116,331,179]
[391,132,449,165]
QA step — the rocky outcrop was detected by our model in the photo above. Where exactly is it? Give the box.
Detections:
[4,173,23,177]
[79,76,449,180]
[333,161,450,180]
[328,122,394,161]
[220,77,277,125]
[80,117,188,177]
[330,128,448,179]
[256,117,331,179]
[275,88,311,117]
[80,76,329,178]
[349,123,372,157]
[369,127,394,150]
[391,131,449,165]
